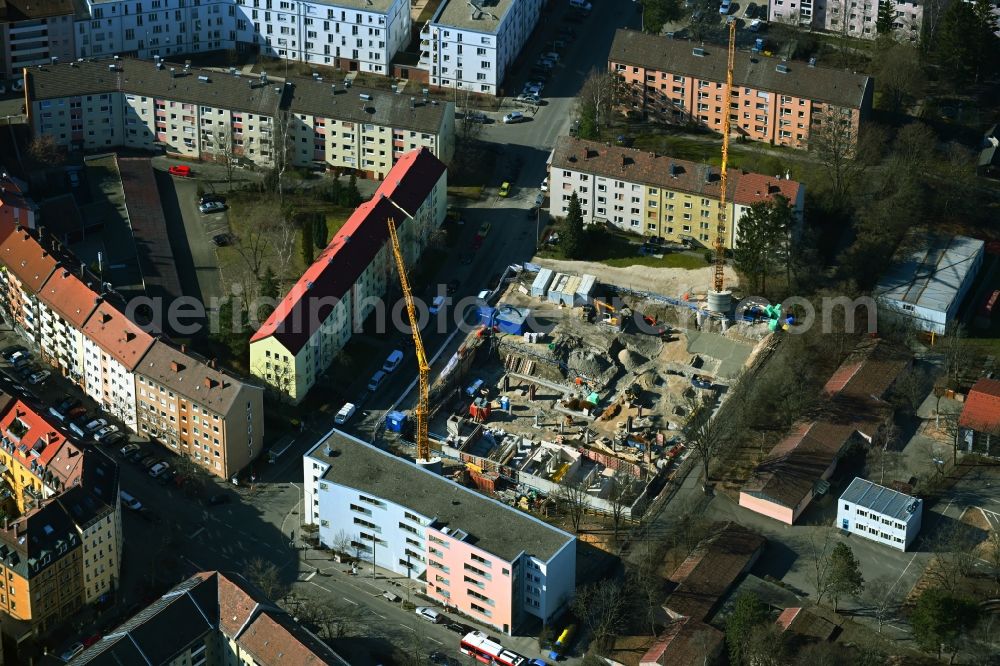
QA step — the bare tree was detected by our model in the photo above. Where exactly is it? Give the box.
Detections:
[925,522,980,592]
[874,43,924,114]
[330,529,354,557]
[986,530,1000,593]
[626,542,666,636]
[28,134,65,166]
[572,580,628,650]
[861,576,902,633]
[245,557,287,601]
[231,209,273,282]
[579,69,625,132]
[866,444,902,485]
[806,530,835,604]
[606,471,634,545]
[682,395,732,488]
[556,479,590,533]
[811,110,861,205]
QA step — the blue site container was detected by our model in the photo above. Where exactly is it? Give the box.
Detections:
[386,411,407,433]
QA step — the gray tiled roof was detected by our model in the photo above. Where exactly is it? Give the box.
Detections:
[288,76,451,134]
[310,431,575,562]
[609,29,871,109]
[840,477,920,521]
[26,58,283,116]
[432,0,520,32]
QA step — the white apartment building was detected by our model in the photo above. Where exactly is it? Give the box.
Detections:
[37,269,101,387]
[0,0,77,79]
[81,301,155,429]
[26,58,282,163]
[304,429,576,634]
[250,147,446,402]
[418,0,543,95]
[770,0,922,42]
[837,477,922,551]
[74,0,410,73]
[288,76,455,177]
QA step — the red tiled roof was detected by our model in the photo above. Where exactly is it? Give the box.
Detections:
[237,611,335,666]
[40,268,100,329]
[0,399,81,488]
[776,607,801,631]
[0,229,59,294]
[81,301,156,371]
[733,172,801,207]
[373,147,447,216]
[217,572,260,637]
[959,378,1000,432]
[251,148,446,354]
[639,618,723,666]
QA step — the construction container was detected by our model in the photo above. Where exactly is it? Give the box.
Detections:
[548,273,571,303]
[576,274,596,305]
[531,268,554,298]
[496,306,530,335]
[561,276,582,306]
[386,410,408,432]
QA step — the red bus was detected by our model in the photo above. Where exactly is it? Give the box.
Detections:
[460,631,526,666]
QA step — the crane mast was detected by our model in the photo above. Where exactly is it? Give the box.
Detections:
[714,20,737,294]
[387,218,431,462]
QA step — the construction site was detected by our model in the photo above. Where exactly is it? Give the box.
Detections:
[382,263,779,529]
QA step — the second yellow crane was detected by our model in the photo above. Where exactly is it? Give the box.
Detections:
[387,218,431,463]
[713,19,737,297]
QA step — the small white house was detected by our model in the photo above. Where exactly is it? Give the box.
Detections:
[837,477,922,551]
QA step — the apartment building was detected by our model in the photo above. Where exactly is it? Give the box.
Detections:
[135,340,264,480]
[548,137,804,248]
[837,477,922,551]
[25,58,283,163]
[38,268,101,387]
[75,0,411,74]
[81,301,155,430]
[305,429,576,634]
[288,76,455,177]
[417,0,543,95]
[0,396,122,628]
[0,225,59,340]
[250,147,446,402]
[0,0,78,79]
[608,29,873,151]
[75,570,351,664]
[770,0,922,42]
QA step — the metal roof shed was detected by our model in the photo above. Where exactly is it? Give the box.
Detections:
[531,268,555,298]
[575,274,596,306]
[557,276,582,306]
[548,274,571,303]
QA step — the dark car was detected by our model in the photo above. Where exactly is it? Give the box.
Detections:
[157,468,178,485]
[212,233,234,247]
[445,622,473,635]
[745,2,758,18]
[138,455,158,469]
[199,193,226,206]
[125,449,145,463]
[137,507,161,524]
[428,652,459,666]
[0,345,27,361]
[101,431,127,447]
[446,279,460,295]
[208,493,230,506]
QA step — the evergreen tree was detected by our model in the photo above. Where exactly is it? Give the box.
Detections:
[911,588,979,659]
[876,0,897,35]
[301,216,315,266]
[933,0,999,84]
[562,192,585,260]
[577,105,599,141]
[732,196,791,295]
[726,591,769,666]
[827,543,864,611]
[346,174,361,206]
[259,266,280,299]
[313,214,329,248]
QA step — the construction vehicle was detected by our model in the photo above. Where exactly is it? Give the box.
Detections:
[387,218,432,463]
[593,299,628,329]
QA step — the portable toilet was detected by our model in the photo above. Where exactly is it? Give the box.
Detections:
[531,268,554,298]
[386,411,408,432]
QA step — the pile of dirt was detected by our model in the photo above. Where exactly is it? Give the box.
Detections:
[567,347,615,383]
[617,348,647,371]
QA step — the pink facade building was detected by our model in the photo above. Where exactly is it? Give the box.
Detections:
[769,0,923,42]
[306,431,576,635]
[608,29,873,151]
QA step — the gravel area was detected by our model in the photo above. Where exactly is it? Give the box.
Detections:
[533,256,740,298]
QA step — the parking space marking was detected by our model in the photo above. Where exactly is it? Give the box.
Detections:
[305,571,316,581]
[342,597,358,605]
[427,635,443,645]
[399,623,414,631]
[886,552,918,597]
[190,527,205,539]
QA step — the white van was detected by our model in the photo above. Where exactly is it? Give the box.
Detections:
[335,403,357,425]
[368,370,387,392]
[119,491,142,511]
[383,350,404,373]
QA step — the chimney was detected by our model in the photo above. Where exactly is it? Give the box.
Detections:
[181,344,186,353]
[170,361,181,372]
[209,358,217,369]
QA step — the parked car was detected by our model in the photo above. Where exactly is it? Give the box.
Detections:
[199,200,227,214]
[119,491,142,511]
[534,192,545,207]
[383,350,404,372]
[168,165,192,177]
[60,642,85,662]
[93,424,119,441]
[85,418,108,432]
[498,182,511,197]
[199,193,226,205]
[429,652,460,666]
[148,461,170,478]
[121,442,140,457]
[138,507,161,523]
[67,170,81,188]
[9,350,30,364]
[68,406,86,419]
[335,402,357,424]
[477,222,492,238]
[138,455,158,469]
[749,17,762,31]
[157,468,177,485]
[445,622,473,635]
[719,0,732,13]
[49,398,80,422]
[429,295,446,315]
[517,93,541,105]
[212,233,234,246]
[464,111,489,123]
[502,112,526,124]
[208,493,230,506]
[745,2,758,17]
[1,345,27,361]
[126,449,145,464]
[540,177,549,192]
[414,607,445,624]
[68,419,89,438]
[367,370,387,392]
[27,369,49,384]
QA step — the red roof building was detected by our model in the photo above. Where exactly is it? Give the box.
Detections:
[959,378,1000,458]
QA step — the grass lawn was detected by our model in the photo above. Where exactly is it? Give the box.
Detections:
[603,252,708,269]
[542,225,711,270]
[631,133,722,166]
[447,185,484,200]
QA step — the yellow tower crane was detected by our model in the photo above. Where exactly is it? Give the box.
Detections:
[713,19,738,296]
[387,218,431,463]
